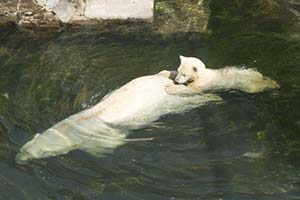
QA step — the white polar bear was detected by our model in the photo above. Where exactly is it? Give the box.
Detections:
[16,56,279,164]
[16,74,221,164]
[165,55,279,96]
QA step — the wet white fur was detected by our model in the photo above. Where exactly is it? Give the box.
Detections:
[166,56,279,95]
[16,75,221,164]
[16,56,279,164]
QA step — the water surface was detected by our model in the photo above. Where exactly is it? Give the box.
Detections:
[0,28,299,200]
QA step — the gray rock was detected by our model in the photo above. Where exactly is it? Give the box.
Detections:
[52,0,75,23]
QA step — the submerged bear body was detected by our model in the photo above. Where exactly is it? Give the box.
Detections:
[16,56,279,164]
[16,75,221,164]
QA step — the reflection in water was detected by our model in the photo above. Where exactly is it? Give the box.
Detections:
[0,29,299,199]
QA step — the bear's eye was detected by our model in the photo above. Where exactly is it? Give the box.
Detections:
[182,74,186,77]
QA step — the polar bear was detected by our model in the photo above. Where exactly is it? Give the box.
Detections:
[164,55,279,96]
[15,56,279,164]
[16,74,222,164]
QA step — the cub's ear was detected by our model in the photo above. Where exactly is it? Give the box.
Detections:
[192,66,198,72]
[179,55,185,60]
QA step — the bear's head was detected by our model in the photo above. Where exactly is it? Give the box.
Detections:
[175,55,206,85]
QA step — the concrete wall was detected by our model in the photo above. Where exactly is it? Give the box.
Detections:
[83,0,154,20]
[0,0,211,34]
[0,0,155,28]
[36,0,154,23]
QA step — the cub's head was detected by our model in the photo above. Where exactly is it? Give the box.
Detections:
[175,55,206,85]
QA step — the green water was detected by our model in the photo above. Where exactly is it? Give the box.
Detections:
[0,27,299,199]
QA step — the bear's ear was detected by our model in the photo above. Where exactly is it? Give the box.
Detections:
[179,55,185,61]
[192,66,198,72]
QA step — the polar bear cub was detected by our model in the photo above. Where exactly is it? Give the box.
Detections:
[165,55,279,95]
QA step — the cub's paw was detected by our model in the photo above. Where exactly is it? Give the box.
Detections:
[158,70,171,78]
[165,83,180,95]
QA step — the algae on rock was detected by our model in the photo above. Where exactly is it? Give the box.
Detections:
[154,0,211,34]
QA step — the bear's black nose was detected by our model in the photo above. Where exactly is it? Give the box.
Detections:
[173,80,179,85]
